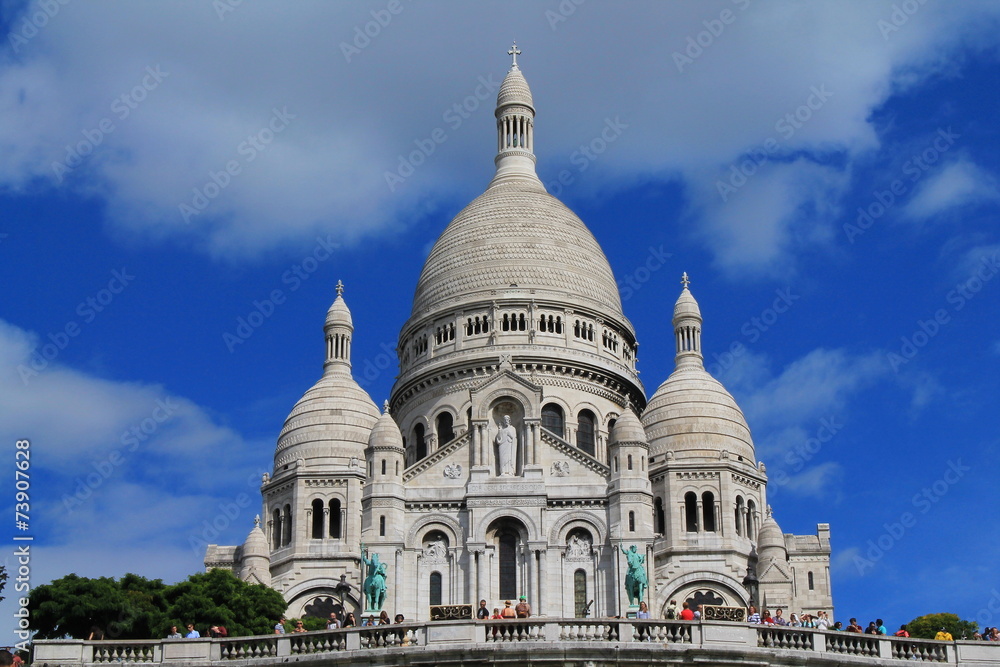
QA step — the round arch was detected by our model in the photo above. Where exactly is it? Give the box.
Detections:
[473,507,539,542]
[405,513,464,548]
[652,570,749,616]
[548,511,608,545]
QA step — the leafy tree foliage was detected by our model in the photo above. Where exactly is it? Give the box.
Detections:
[905,612,978,640]
[29,569,286,640]
[0,564,7,602]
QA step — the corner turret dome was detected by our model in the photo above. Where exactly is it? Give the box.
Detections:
[610,405,646,446]
[274,287,380,472]
[368,402,404,450]
[643,276,755,462]
[242,517,269,559]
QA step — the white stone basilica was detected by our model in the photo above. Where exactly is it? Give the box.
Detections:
[205,48,833,622]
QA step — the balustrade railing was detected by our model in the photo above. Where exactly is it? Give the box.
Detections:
[31,618,998,666]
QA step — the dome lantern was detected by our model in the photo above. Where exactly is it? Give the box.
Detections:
[492,42,539,185]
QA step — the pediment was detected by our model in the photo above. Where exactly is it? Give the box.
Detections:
[469,364,543,420]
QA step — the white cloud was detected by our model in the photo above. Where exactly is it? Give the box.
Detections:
[904,158,999,221]
[0,0,998,267]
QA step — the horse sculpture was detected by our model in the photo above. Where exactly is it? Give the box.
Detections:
[621,544,648,606]
[362,547,388,612]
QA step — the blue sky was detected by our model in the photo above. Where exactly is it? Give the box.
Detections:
[1,0,999,642]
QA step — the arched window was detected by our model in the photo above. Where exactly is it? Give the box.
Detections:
[436,412,454,445]
[574,569,587,617]
[379,515,386,537]
[271,508,282,548]
[654,497,665,534]
[628,511,635,532]
[282,504,292,546]
[429,572,443,606]
[684,492,698,532]
[311,499,324,539]
[808,571,815,590]
[702,491,716,532]
[414,423,427,461]
[329,498,342,539]
[577,410,595,455]
[498,531,518,600]
[735,496,745,536]
[746,500,757,539]
[541,403,564,437]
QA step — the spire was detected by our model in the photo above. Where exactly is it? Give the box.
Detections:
[324,281,354,373]
[672,273,703,370]
[492,43,539,185]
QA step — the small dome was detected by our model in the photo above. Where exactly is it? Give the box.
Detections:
[496,68,534,111]
[673,286,702,323]
[610,407,646,446]
[242,519,269,559]
[642,366,754,462]
[756,510,786,555]
[325,294,352,329]
[368,407,404,450]
[275,371,379,470]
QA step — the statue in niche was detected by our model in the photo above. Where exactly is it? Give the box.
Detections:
[567,533,591,560]
[423,538,447,562]
[495,414,517,476]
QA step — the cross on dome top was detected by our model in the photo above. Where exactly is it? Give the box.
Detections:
[680,272,690,289]
[335,280,344,297]
[507,41,521,70]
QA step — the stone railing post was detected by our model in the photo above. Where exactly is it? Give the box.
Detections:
[814,630,826,653]
[208,641,221,662]
[877,636,893,659]
[276,635,291,657]
[543,619,561,642]
[346,629,361,650]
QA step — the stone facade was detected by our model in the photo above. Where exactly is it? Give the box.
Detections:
[204,50,832,622]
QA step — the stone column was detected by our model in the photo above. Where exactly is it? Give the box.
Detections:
[538,548,547,616]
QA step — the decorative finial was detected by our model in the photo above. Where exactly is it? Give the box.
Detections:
[766,505,773,518]
[383,400,390,415]
[507,41,521,70]
[680,272,690,289]
[254,514,261,528]
[335,280,344,297]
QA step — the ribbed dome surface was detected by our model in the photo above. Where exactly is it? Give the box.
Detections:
[757,513,786,553]
[410,178,624,318]
[275,370,380,467]
[673,288,701,321]
[368,411,404,450]
[325,294,352,328]
[642,366,754,461]
[242,522,269,558]
[497,68,534,109]
[610,407,646,445]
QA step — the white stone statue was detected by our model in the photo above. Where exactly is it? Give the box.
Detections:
[495,415,517,476]
[567,533,591,559]
[424,538,447,562]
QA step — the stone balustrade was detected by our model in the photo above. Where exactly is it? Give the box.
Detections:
[32,619,1000,666]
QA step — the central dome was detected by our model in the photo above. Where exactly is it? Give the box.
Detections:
[410,177,624,318]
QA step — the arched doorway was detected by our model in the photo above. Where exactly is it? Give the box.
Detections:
[486,517,529,602]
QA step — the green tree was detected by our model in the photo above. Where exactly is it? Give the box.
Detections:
[163,569,286,638]
[29,574,147,639]
[905,612,977,640]
[29,569,286,640]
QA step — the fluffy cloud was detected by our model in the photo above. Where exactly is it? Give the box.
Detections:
[1,0,998,267]
[904,158,999,221]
